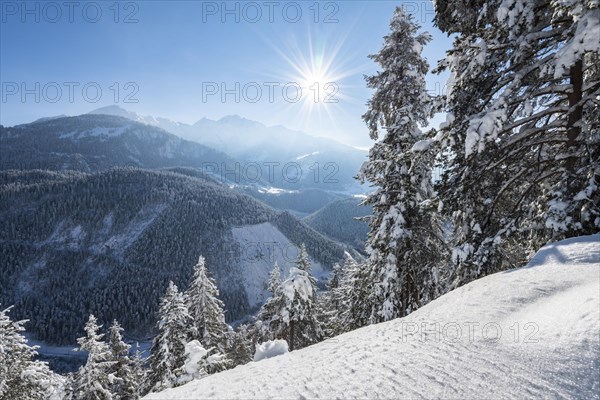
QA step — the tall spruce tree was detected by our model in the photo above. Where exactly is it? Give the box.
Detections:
[129,344,146,396]
[324,252,368,334]
[433,0,600,287]
[184,256,229,353]
[72,315,115,400]
[281,244,323,351]
[146,282,193,393]
[340,257,371,331]
[320,260,344,338]
[227,325,253,367]
[256,263,287,342]
[107,320,139,400]
[359,7,444,323]
[0,306,61,400]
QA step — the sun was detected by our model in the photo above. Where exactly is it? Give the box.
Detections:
[258,27,369,132]
[296,65,339,105]
[281,44,350,116]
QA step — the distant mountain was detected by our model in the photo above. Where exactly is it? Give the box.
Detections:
[87,106,367,192]
[242,187,348,217]
[89,105,156,123]
[0,168,346,345]
[32,115,68,123]
[304,197,372,251]
[0,114,263,186]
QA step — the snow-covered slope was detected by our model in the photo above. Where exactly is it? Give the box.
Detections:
[146,234,600,399]
[231,222,328,308]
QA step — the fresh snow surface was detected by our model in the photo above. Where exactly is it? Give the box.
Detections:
[296,151,320,160]
[146,234,600,399]
[253,340,289,362]
[257,187,300,195]
[231,223,327,308]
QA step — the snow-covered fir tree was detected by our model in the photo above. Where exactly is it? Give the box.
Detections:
[319,260,343,338]
[145,282,194,393]
[323,252,368,335]
[433,0,600,287]
[321,253,358,337]
[227,325,253,367]
[71,315,115,400]
[129,344,146,396]
[256,263,287,342]
[359,7,445,323]
[107,320,140,400]
[281,244,323,351]
[185,256,229,353]
[0,305,62,400]
[339,256,371,331]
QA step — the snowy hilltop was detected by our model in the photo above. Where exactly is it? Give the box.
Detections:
[145,234,600,399]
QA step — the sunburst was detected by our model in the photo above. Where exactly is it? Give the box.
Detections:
[258,27,368,133]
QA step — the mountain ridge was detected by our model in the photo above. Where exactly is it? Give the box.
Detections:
[0,168,347,345]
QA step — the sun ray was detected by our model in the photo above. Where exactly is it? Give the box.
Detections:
[253,18,372,136]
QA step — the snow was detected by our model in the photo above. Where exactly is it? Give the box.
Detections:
[145,234,600,399]
[38,220,86,251]
[88,204,167,260]
[296,151,320,160]
[231,223,327,308]
[282,267,314,303]
[465,108,507,157]
[177,341,208,384]
[23,334,88,361]
[553,9,600,79]
[257,187,299,195]
[410,139,432,152]
[253,340,289,362]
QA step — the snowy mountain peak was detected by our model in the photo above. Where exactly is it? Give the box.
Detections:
[88,106,159,126]
[32,115,68,124]
[88,105,134,118]
[217,114,265,128]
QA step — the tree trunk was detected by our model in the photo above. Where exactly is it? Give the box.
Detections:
[566,58,584,233]
[289,320,295,352]
[566,59,583,170]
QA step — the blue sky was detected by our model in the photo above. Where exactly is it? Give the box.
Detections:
[0,1,451,147]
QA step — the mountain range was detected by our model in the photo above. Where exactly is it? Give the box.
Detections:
[87,106,367,192]
[0,110,369,346]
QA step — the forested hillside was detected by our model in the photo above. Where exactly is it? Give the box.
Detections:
[304,197,372,250]
[0,168,345,344]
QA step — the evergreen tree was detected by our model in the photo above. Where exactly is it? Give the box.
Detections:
[432,0,599,287]
[185,256,229,353]
[146,282,193,393]
[129,344,146,396]
[256,263,287,342]
[319,262,342,338]
[341,257,371,331]
[0,305,61,400]
[359,7,445,323]
[107,320,139,400]
[72,315,115,400]
[227,325,253,367]
[323,252,368,335]
[281,244,323,351]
